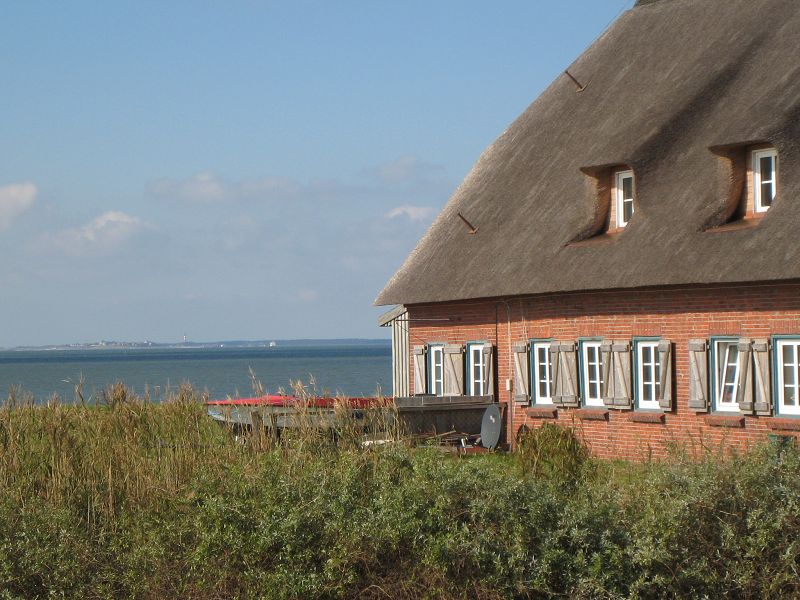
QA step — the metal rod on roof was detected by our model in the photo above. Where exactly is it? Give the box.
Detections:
[457,212,479,234]
[564,70,587,92]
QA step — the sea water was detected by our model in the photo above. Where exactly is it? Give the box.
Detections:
[0,344,392,403]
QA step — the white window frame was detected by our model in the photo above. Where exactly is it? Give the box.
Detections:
[635,340,661,411]
[615,170,635,228]
[581,340,605,407]
[428,344,444,397]
[775,338,800,416]
[466,342,485,396]
[712,338,740,412]
[531,341,552,405]
[753,148,777,213]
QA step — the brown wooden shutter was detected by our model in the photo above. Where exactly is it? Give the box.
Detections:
[443,344,464,396]
[736,338,754,413]
[601,340,632,408]
[482,343,495,397]
[688,339,709,412]
[551,341,579,407]
[412,345,427,395]
[752,339,772,416]
[613,341,632,408]
[600,340,614,406]
[512,342,530,403]
[657,340,673,411]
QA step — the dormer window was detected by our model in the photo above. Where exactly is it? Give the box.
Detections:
[615,170,635,228]
[573,163,636,242]
[753,148,777,213]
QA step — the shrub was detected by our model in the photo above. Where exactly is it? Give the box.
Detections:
[1,385,800,598]
[515,422,588,483]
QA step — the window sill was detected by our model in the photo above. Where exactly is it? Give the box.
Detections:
[705,214,765,234]
[526,407,558,419]
[567,230,623,247]
[575,408,609,421]
[705,415,745,428]
[631,412,665,424]
[766,418,800,432]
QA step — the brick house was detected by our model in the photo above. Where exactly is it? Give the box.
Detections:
[375,0,800,459]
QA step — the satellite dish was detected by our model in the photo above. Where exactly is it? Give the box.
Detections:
[480,404,502,450]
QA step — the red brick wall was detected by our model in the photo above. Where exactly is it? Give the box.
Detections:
[405,282,800,460]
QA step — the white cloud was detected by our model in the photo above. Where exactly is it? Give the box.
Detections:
[0,182,37,231]
[148,172,301,203]
[295,288,319,303]
[385,205,436,222]
[367,155,444,184]
[47,211,149,254]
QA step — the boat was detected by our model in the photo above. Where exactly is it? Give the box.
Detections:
[206,393,496,437]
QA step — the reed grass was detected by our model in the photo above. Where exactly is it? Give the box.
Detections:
[1,384,799,599]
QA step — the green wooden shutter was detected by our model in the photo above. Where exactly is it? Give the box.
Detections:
[412,345,427,395]
[688,339,709,412]
[512,342,530,404]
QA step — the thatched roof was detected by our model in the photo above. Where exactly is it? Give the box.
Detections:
[376,0,800,306]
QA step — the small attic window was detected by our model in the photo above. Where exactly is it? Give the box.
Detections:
[572,164,636,243]
[705,143,778,231]
[615,170,635,228]
[753,148,777,213]
[607,168,635,232]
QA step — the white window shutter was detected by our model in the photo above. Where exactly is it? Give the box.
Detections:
[482,343,495,397]
[443,344,464,396]
[512,342,530,403]
[551,341,579,407]
[735,338,753,413]
[412,345,427,395]
[657,340,672,411]
[688,339,709,412]
[752,339,772,416]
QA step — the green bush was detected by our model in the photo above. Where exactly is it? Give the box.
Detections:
[515,422,588,482]
[1,388,799,598]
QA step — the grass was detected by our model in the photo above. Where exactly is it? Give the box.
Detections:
[1,387,799,599]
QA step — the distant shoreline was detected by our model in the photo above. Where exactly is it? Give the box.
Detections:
[5,338,391,352]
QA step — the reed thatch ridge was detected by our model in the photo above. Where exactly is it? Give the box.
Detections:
[376,0,800,306]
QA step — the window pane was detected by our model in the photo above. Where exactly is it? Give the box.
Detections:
[654,361,661,389]
[622,176,633,200]
[761,182,773,206]
[724,361,737,386]
[538,347,547,368]
[784,385,796,406]
[643,363,652,385]
[783,363,796,387]
[623,199,634,222]
[760,156,773,179]
[782,343,792,361]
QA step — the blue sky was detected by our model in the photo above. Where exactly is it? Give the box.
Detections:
[0,0,633,347]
